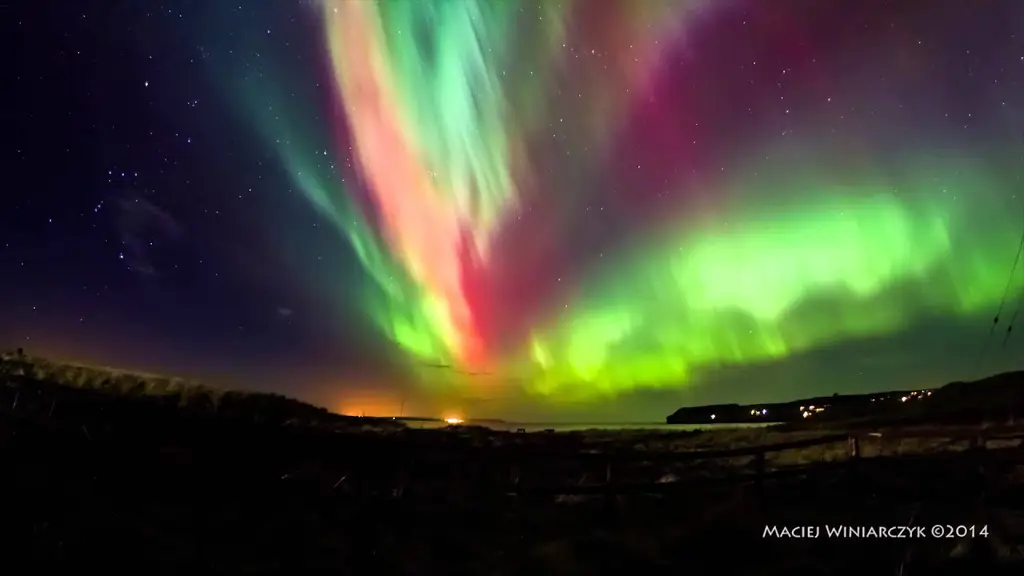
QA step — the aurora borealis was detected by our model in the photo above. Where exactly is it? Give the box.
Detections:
[8,0,1023,420]
[236,1,1023,399]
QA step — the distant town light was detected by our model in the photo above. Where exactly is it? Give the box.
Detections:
[710,414,716,420]
[444,417,464,425]
[901,396,907,402]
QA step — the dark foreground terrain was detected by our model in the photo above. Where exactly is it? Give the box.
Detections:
[5,359,1024,575]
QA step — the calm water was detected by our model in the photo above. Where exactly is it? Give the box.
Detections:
[398,420,778,433]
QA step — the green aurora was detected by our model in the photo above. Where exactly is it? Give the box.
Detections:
[206,1,1023,408]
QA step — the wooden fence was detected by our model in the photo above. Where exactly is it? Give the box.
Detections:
[507,428,1024,498]
[508,433,856,497]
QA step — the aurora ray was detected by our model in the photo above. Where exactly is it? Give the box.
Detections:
[211,0,1024,403]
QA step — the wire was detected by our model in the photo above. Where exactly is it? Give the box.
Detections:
[975,139,1024,374]
[1003,239,1019,348]
[997,193,1024,349]
[991,212,1024,313]
[1002,294,1020,348]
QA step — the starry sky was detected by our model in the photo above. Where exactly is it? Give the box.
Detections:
[7,0,1023,422]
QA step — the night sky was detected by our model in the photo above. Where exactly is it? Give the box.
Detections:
[7,0,1023,422]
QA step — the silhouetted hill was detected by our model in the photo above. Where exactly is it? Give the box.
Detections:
[6,350,1024,573]
[667,371,1024,426]
[0,350,403,431]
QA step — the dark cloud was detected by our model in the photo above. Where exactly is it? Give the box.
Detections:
[114,194,184,276]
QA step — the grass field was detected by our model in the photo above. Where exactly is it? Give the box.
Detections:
[5,352,1024,574]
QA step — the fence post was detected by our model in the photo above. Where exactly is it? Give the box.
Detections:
[971,434,985,450]
[598,455,614,518]
[509,460,519,491]
[753,451,766,498]
[847,435,861,497]
[973,433,988,503]
[394,454,409,500]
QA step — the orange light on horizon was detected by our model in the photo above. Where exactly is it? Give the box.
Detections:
[337,396,408,419]
[444,416,464,425]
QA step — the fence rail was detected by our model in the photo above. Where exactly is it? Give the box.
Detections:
[509,428,1024,498]
[510,433,856,497]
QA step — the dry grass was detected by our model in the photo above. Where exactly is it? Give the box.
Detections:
[2,351,217,401]
[7,358,1024,574]
[545,422,1024,482]
[1,352,404,434]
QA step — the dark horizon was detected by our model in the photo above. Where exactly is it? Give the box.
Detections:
[6,349,1018,426]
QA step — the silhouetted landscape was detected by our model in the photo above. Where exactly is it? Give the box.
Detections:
[667,370,1024,426]
[6,351,1024,574]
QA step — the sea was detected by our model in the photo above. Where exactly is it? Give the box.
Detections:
[397,420,778,433]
